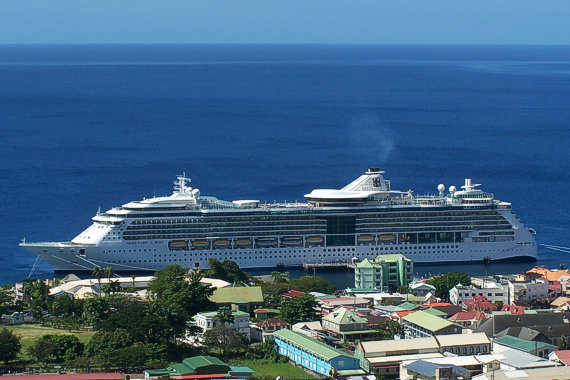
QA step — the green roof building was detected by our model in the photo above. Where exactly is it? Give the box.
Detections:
[354,254,413,292]
[209,286,264,313]
[145,355,254,379]
[321,307,376,342]
[402,310,462,338]
[493,335,557,358]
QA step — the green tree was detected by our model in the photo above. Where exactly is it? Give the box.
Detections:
[495,300,504,310]
[0,327,21,364]
[260,282,289,305]
[22,278,50,318]
[288,276,336,294]
[245,340,286,362]
[104,266,114,280]
[102,280,122,295]
[86,328,133,357]
[426,272,472,300]
[377,320,404,340]
[98,303,167,344]
[270,271,289,284]
[280,294,319,324]
[207,259,251,284]
[0,285,14,314]
[82,295,110,327]
[148,265,214,340]
[203,324,247,357]
[27,334,84,367]
[215,307,235,325]
[92,266,105,296]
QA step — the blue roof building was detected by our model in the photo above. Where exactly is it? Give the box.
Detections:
[274,329,362,376]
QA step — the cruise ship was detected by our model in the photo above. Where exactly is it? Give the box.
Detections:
[20,169,537,272]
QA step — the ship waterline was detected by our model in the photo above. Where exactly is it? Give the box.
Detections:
[20,169,537,272]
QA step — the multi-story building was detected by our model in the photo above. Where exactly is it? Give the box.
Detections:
[194,309,251,340]
[354,254,413,292]
[321,307,375,342]
[449,282,508,307]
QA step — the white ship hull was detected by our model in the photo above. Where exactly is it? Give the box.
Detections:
[20,170,537,272]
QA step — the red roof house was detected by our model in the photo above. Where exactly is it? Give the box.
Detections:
[448,310,488,326]
[463,296,498,312]
[282,289,306,298]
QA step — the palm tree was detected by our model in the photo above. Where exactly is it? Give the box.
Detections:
[92,266,105,296]
[271,271,289,284]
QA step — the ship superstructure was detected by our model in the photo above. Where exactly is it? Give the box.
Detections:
[20,169,537,271]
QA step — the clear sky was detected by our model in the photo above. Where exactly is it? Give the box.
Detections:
[0,0,568,45]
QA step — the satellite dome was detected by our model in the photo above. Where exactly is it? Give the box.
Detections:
[449,186,456,194]
[437,184,445,193]
[192,189,200,197]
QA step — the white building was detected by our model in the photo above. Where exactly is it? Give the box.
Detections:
[507,280,548,304]
[194,309,251,340]
[450,282,508,307]
[450,279,548,307]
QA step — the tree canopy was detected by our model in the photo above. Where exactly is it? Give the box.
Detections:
[203,324,248,357]
[287,276,336,294]
[206,259,252,285]
[426,272,471,300]
[376,320,404,340]
[0,327,21,364]
[147,264,213,340]
[280,294,319,324]
[27,334,84,367]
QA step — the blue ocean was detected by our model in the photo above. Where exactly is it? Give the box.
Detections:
[1,45,569,287]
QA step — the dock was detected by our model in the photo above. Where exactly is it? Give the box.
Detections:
[302,261,356,272]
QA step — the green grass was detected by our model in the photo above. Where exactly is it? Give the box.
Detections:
[234,359,317,380]
[5,324,95,360]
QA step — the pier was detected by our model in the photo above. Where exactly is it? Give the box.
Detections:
[302,261,356,272]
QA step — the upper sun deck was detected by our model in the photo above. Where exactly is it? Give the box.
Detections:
[92,170,499,223]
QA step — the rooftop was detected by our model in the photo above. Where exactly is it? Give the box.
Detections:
[358,336,439,356]
[403,310,455,332]
[210,286,263,304]
[493,335,554,352]
[323,307,367,325]
[274,328,354,362]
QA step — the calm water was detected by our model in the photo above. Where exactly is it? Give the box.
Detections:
[1,45,569,287]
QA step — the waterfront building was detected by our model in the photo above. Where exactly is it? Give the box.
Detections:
[273,329,361,376]
[402,310,462,338]
[194,309,251,340]
[353,254,413,292]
